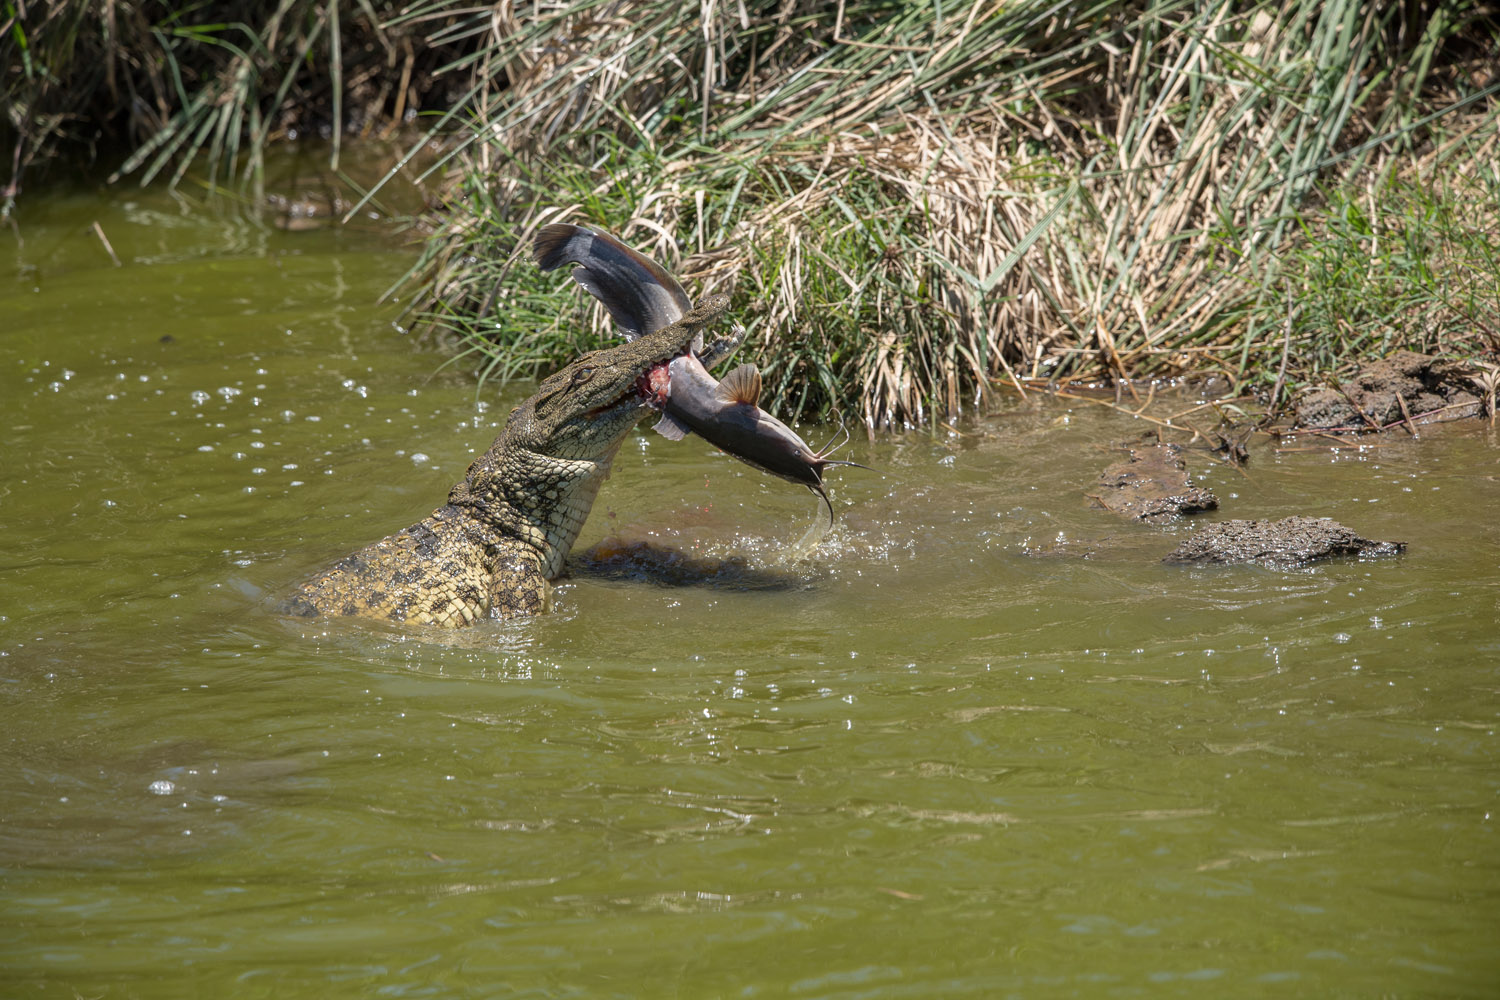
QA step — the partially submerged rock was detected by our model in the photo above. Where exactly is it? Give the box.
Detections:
[1293,351,1485,430]
[1163,516,1404,568]
[1094,442,1218,522]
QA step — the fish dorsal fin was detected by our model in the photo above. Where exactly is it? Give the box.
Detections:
[716,363,762,406]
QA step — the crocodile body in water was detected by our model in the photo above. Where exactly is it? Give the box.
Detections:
[286,295,742,627]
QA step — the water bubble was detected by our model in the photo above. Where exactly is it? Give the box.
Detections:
[148,780,175,795]
[190,390,211,405]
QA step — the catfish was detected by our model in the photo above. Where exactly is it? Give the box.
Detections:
[534,223,867,518]
[654,353,867,522]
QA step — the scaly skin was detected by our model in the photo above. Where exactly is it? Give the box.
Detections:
[286,294,738,627]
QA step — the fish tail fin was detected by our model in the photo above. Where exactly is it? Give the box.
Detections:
[533,223,591,273]
[533,222,692,339]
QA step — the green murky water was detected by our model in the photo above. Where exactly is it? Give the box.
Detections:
[4,179,1499,998]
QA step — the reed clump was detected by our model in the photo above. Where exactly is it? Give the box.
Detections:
[0,0,481,204]
[402,0,1499,428]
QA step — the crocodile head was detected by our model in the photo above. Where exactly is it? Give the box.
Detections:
[455,292,731,577]
[505,292,730,455]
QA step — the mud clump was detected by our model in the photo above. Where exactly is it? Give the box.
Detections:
[1293,351,1486,430]
[1164,516,1404,568]
[1094,442,1218,523]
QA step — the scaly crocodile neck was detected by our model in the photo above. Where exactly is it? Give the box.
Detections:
[450,434,630,579]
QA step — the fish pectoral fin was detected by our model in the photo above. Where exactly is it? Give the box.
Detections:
[716,363,762,406]
[653,411,692,441]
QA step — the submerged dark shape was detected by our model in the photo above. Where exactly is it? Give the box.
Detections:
[1095,441,1218,522]
[534,222,868,519]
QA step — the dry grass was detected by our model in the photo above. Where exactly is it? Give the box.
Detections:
[400,0,1499,428]
[0,0,483,207]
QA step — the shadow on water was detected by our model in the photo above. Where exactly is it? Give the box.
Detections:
[571,536,815,592]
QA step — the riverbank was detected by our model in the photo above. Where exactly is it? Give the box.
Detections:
[389,1,1499,429]
[6,1,1497,428]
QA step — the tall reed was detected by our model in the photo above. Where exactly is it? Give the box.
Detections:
[396,0,1499,427]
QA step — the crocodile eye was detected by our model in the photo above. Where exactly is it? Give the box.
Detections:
[572,366,596,385]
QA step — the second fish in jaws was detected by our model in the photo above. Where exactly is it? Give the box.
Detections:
[534,222,868,521]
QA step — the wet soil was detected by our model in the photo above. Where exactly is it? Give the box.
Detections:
[1092,441,1219,522]
[1292,351,1488,430]
[1163,516,1405,568]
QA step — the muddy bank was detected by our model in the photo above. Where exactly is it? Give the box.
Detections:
[1076,418,1410,571]
[1164,517,1405,568]
[1293,351,1492,431]
[1092,442,1218,522]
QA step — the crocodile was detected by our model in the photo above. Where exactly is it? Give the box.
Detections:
[286,294,742,627]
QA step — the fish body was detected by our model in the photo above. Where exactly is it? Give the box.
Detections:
[657,354,867,521]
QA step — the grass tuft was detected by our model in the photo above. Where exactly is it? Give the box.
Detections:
[394,0,1500,428]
